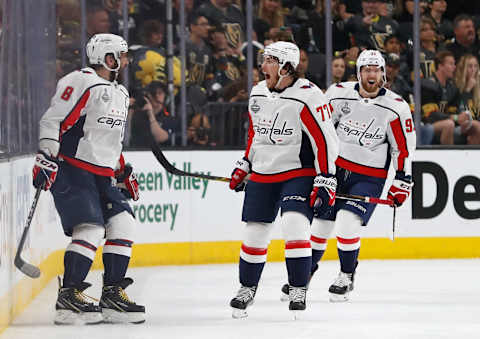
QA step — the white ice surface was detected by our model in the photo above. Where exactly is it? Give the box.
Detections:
[2,259,480,339]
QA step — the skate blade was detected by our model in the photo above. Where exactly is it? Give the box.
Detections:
[291,310,303,320]
[102,308,145,324]
[54,310,103,325]
[280,292,289,302]
[329,292,350,303]
[231,308,248,319]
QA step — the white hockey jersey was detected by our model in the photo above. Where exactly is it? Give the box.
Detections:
[39,67,129,177]
[244,78,339,183]
[325,82,416,178]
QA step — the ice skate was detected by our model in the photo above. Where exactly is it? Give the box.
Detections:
[280,265,318,301]
[54,277,102,325]
[100,277,145,324]
[329,271,354,302]
[230,285,257,319]
[289,286,307,320]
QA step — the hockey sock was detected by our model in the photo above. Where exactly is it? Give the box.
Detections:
[286,256,312,287]
[103,253,130,285]
[338,248,359,273]
[311,249,325,273]
[63,251,93,287]
[239,258,265,287]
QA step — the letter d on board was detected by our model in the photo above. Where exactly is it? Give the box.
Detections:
[412,161,448,219]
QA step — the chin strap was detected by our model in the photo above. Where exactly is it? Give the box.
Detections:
[274,66,290,90]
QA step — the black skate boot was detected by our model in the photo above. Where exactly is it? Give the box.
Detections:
[100,277,145,324]
[280,264,319,302]
[230,285,257,318]
[328,271,355,302]
[289,286,307,320]
[54,277,103,325]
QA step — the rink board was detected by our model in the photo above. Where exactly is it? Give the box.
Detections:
[1,150,480,332]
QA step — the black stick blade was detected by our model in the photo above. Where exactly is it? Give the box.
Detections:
[14,256,41,278]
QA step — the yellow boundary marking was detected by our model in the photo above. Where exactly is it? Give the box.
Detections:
[1,237,479,334]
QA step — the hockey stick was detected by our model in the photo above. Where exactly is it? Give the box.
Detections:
[391,206,397,241]
[151,144,394,206]
[14,187,42,278]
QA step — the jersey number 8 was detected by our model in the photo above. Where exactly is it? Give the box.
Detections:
[61,86,74,101]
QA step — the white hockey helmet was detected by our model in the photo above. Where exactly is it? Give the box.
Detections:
[86,33,128,72]
[356,49,386,85]
[263,41,300,72]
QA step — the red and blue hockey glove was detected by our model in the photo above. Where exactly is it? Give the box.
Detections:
[32,152,59,191]
[116,164,140,201]
[387,172,413,207]
[310,174,337,218]
[229,158,251,192]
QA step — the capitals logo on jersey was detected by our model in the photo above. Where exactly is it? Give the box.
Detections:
[337,118,385,146]
[253,112,294,144]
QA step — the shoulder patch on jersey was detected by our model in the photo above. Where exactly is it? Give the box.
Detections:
[82,70,92,74]
[336,83,344,88]
[301,83,314,89]
[395,98,404,102]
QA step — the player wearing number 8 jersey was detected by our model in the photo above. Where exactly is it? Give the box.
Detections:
[281,50,416,303]
[33,34,144,325]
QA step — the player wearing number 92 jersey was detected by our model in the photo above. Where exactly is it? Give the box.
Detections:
[39,65,129,176]
[326,80,416,180]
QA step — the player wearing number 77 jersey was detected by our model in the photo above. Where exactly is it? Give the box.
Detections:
[281,50,416,303]
[228,41,339,318]
[34,34,144,325]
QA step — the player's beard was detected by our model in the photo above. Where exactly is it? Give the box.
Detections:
[361,77,382,94]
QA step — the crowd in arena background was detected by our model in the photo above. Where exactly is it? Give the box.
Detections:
[52,0,480,147]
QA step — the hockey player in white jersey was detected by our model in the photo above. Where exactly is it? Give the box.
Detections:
[281,49,416,302]
[32,34,145,324]
[228,41,339,318]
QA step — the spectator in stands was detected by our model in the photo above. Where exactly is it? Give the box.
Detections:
[454,54,480,144]
[331,55,347,85]
[385,53,412,101]
[197,0,246,52]
[266,26,295,44]
[185,13,215,90]
[131,20,183,93]
[129,82,179,147]
[424,0,453,43]
[396,0,428,44]
[223,68,260,103]
[254,0,285,44]
[344,0,399,52]
[87,4,111,38]
[417,17,438,79]
[187,113,213,146]
[295,49,323,88]
[208,25,244,100]
[383,33,409,76]
[173,0,195,47]
[295,0,350,54]
[341,46,361,81]
[443,14,478,62]
[421,50,457,144]
[56,0,82,77]
[240,31,264,69]
[104,0,141,45]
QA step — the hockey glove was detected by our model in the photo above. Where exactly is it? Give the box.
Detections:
[310,174,337,218]
[32,151,59,191]
[116,164,140,201]
[387,172,413,207]
[229,158,251,192]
